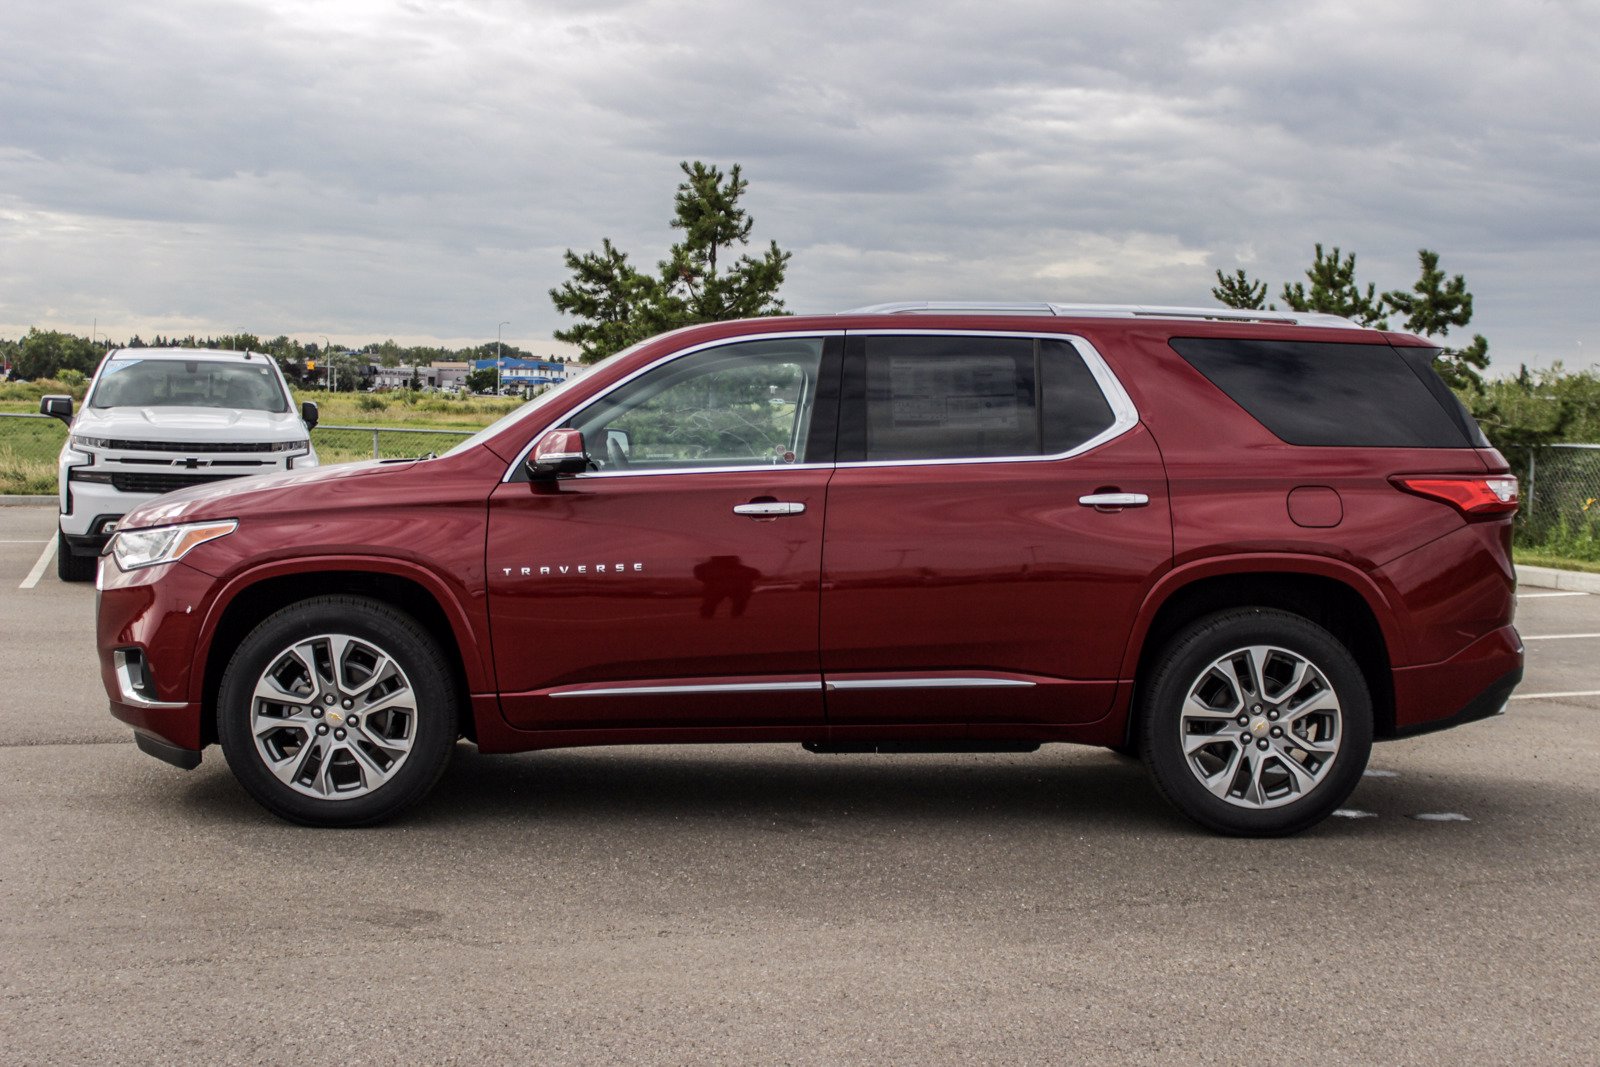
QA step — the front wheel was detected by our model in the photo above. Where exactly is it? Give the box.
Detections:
[1138,609,1372,836]
[218,596,458,827]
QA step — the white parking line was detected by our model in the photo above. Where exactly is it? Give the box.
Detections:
[1517,591,1589,599]
[19,538,55,589]
[1511,690,1600,701]
[1523,633,1600,641]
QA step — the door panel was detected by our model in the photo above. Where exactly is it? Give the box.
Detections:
[820,331,1171,727]
[820,428,1170,724]
[488,470,830,729]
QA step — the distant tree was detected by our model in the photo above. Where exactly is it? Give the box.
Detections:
[1383,249,1490,392]
[14,328,99,379]
[1211,269,1270,310]
[466,367,498,393]
[1279,244,1388,327]
[551,161,792,363]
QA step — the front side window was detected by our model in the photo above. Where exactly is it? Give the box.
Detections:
[568,337,827,472]
[843,335,1116,462]
[90,359,289,413]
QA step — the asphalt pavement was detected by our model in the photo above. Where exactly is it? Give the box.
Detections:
[2,503,1597,1064]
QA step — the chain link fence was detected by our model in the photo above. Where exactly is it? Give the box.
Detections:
[0,413,474,494]
[1512,443,1600,557]
[0,413,64,494]
[310,424,474,463]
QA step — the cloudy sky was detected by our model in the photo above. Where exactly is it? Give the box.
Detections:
[2,0,1596,370]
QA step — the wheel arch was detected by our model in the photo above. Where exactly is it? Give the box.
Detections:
[193,560,487,748]
[1122,561,1400,746]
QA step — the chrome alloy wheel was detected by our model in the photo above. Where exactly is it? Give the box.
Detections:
[249,633,417,800]
[1178,645,1343,809]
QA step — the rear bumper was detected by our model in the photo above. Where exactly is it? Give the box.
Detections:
[1387,624,1523,737]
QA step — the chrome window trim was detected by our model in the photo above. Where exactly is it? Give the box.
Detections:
[550,680,823,698]
[500,331,844,483]
[499,328,1139,481]
[836,330,1139,469]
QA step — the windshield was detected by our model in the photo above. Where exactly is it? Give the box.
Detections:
[90,358,289,413]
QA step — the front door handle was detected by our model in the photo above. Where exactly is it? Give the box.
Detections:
[733,501,806,517]
[1078,492,1150,509]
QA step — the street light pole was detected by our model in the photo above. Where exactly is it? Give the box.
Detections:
[319,335,333,392]
[497,321,510,395]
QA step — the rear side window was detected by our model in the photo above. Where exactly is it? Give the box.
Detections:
[841,335,1116,461]
[1170,338,1478,448]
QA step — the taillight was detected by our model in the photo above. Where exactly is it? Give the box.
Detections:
[1393,475,1518,516]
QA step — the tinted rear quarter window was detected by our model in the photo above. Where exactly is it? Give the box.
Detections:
[1170,338,1475,448]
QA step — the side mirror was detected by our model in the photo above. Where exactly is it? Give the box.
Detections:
[300,400,319,429]
[527,428,589,479]
[40,395,73,424]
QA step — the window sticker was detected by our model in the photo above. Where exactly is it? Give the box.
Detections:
[889,355,1019,430]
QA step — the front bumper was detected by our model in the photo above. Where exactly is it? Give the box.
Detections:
[60,479,154,538]
[98,557,213,759]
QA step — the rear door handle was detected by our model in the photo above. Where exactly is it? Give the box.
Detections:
[733,501,806,517]
[1078,493,1150,509]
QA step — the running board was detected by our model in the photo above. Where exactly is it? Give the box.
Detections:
[802,740,1041,755]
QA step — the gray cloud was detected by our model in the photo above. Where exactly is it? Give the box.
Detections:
[1,0,1595,368]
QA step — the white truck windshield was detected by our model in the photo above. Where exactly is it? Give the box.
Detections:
[90,359,289,413]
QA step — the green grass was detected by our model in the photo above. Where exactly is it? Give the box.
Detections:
[0,389,524,492]
[0,417,66,494]
[1,387,525,430]
[295,390,523,430]
[1516,552,1600,574]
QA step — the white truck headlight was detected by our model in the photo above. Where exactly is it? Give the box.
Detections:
[110,520,238,571]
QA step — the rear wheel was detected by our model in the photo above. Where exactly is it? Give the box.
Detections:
[218,596,457,827]
[57,531,96,582]
[1138,608,1371,836]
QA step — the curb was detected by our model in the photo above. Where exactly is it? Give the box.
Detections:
[1517,564,1600,594]
[0,496,55,506]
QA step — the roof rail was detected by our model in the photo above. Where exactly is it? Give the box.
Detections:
[840,301,1363,329]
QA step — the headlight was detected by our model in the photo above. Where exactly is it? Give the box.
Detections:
[110,520,238,571]
[70,433,113,449]
[269,439,311,453]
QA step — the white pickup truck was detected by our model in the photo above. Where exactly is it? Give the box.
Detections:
[40,348,319,581]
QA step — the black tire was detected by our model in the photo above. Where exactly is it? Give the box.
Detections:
[1138,608,1372,837]
[57,531,96,582]
[218,595,458,827]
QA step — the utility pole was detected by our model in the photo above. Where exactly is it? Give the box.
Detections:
[497,321,510,395]
[319,336,333,392]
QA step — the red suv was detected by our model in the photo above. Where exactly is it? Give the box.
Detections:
[97,304,1523,835]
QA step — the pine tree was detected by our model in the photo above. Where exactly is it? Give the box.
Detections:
[1383,249,1490,392]
[551,161,792,363]
[549,239,662,363]
[1211,269,1269,310]
[1279,244,1388,327]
